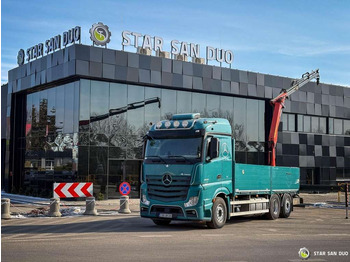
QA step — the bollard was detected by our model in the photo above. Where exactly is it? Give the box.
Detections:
[48,198,61,217]
[84,197,98,216]
[337,191,341,203]
[119,196,131,214]
[1,198,11,219]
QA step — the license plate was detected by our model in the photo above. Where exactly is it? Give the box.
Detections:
[159,213,172,218]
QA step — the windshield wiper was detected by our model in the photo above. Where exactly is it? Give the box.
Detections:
[168,155,195,164]
[146,155,167,164]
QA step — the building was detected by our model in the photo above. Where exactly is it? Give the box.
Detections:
[2,41,350,199]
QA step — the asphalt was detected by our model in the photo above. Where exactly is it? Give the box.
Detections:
[2,205,350,262]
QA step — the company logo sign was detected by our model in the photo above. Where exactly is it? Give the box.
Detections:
[89,22,111,46]
[17,49,25,66]
[162,174,172,186]
[299,247,310,260]
[17,26,81,65]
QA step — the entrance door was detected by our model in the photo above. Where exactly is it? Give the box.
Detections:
[107,159,141,199]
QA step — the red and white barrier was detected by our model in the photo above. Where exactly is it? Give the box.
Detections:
[53,183,93,198]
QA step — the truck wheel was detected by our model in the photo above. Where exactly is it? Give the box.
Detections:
[280,194,292,218]
[207,198,227,229]
[266,194,280,220]
[152,219,171,226]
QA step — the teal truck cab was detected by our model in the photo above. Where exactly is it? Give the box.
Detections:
[140,113,300,228]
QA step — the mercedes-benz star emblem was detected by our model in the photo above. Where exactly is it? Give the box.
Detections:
[162,174,172,186]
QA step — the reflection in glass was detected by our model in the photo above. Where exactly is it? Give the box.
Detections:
[334,119,343,135]
[127,85,145,135]
[247,100,259,141]
[79,79,90,133]
[207,94,220,117]
[161,89,176,120]
[233,97,247,143]
[177,91,192,114]
[90,81,109,135]
[192,93,206,116]
[145,87,161,130]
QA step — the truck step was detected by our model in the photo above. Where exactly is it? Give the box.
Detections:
[230,199,269,205]
[230,210,269,217]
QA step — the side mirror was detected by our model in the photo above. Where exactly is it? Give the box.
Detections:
[207,137,219,161]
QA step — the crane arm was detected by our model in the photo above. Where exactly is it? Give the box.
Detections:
[267,69,320,166]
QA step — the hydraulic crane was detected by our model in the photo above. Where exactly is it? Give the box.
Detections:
[268,69,320,166]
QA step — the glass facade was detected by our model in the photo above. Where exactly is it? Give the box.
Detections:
[24,82,79,197]
[23,79,265,198]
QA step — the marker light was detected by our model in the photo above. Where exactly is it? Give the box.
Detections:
[173,121,180,128]
[141,194,150,206]
[165,121,171,128]
[182,120,189,128]
[156,121,162,129]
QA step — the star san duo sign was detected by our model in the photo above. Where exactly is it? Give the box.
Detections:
[17,22,234,66]
[17,26,81,65]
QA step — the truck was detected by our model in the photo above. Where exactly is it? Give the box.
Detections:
[140,70,320,228]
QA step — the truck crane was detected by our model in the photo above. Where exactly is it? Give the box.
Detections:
[268,69,320,166]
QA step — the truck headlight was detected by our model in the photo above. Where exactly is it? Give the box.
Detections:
[141,194,150,206]
[184,196,199,208]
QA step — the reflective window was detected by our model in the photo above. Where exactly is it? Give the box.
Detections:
[145,87,161,128]
[220,96,234,127]
[303,116,311,133]
[161,89,176,120]
[110,83,127,137]
[192,93,206,116]
[334,119,343,135]
[247,99,259,141]
[311,116,319,133]
[79,79,90,133]
[177,91,192,114]
[233,97,247,142]
[345,120,350,135]
[127,85,145,135]
[207,94,220,117]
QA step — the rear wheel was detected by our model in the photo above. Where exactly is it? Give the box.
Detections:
[152,219,171,226]
[280,194,292,218]
[207,197,227,229]
[266,194,280,220]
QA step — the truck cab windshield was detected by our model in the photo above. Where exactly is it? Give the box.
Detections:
[145,137,202,163]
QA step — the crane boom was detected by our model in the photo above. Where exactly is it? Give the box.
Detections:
[268,69,320,166]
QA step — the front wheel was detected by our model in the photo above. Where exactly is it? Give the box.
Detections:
[207,197,227,229]
[152,219,171,226]
[266,194,280,220]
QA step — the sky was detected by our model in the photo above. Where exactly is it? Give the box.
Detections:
[1,0,350,87]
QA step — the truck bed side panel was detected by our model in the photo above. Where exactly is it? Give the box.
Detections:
[234,164,271,195]
[271,166,300,193]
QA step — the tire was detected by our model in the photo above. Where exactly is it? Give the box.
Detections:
[266,194,280,220]
[280,194,292,218]
[152,219,171,226]
[207,197,227,229]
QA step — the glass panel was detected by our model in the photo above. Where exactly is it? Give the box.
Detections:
[73,82,79,133]
[124,160,141,198]
[79,79,90,133]
[319,117,326,134]
[192,93,206,117]
[107,160,124,199]
[31,92,39,137]
[311,116,319,133]
[344,120,350,136]
[110,83,128,137]
[78,146,89,180]
[89,146,108,197]
[90,81,109,135]
[39,90,48,137]
[127,85,145,136]
[176,91,192,114]
[303,116,311,133]
[329,118,334,134]
[247,100,259,141]
[145,87,161,131]
[207,94,220,117]
[63,83,74,134]
[334,119,343,135]
[233,97,247,143]
[258,100,265,142]
[26,94,32,138]
[161,89,176,120]
[297,115,303,132]
[55,86,65,134]
[220,96,234,127]
[288,114,295,132]
[281,113,288,131]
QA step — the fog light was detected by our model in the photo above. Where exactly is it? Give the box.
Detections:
[184,196,199,207]
[173,120,180,128]
[142,194,150,206]
[156,121,162,129]
[165,121,171,128]
[182,120,189,128]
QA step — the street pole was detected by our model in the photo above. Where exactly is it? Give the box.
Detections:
[346,183,349,219]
